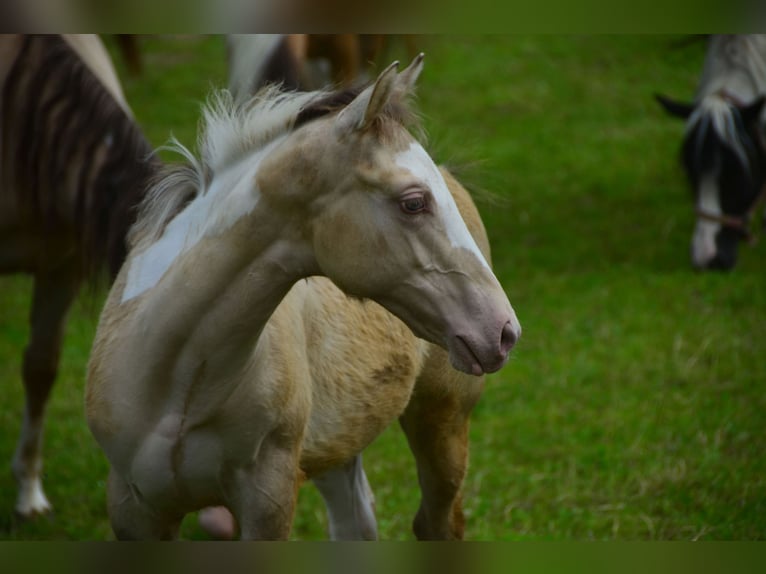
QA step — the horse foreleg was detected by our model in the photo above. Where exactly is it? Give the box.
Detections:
[227,433,303,540]
[107,468,180,540]
[12,267,80,518]
[312,454,378,540]
[399,352,484,540]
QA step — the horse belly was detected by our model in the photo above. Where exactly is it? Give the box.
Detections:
[297,280,427,476]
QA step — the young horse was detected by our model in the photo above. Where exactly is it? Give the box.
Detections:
[198,164,495,541]
[0,35,156,517]
[222,43,501,540]
[86,56,521,540]
[657,34,766,270]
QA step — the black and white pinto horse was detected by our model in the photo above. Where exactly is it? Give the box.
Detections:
[0,35,157,517]
[657,34,766,270]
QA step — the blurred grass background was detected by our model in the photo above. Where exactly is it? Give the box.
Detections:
[0,35,764,540]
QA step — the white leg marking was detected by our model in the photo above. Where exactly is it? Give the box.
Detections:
[12,412,52,516]
[15,476,51,517]
[312,455,378,540]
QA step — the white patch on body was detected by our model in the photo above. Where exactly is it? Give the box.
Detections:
[691,175,722,268]
[12,411,51,515]
[122,136,286,302]
[15,476,51,516]
[394,142,491,270]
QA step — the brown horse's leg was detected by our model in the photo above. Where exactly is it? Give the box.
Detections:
[312,454,378,540]
[114,35,142,76]
[329,34,361,86]
[12,265,80,517]
[107,468,180,540]
[399,347,484,540]
[227,431,303,540]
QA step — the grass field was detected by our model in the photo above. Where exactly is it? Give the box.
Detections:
[1,35,765,540]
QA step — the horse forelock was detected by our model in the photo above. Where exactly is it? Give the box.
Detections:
[685,96,760,182]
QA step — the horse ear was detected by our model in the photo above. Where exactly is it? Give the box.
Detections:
[655,93,695,120]
[397,52,425,93]
[740,95,765,126]
[337,60,399,132]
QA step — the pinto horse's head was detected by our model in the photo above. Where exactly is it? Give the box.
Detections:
[657,92,766,271]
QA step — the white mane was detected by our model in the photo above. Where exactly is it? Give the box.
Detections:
[697,35,766,105]
[200,87,327,177]
[130,86,331,250]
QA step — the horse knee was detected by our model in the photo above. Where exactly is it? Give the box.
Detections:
[21,349,58,416]
[107,470,178,540]
[413,495,465,540]
[230,440,303,540]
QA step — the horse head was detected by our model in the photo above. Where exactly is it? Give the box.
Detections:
[657,92,766,270]
[257,55,520,374]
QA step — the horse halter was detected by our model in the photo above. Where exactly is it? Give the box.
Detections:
[695,184,766,245]
[694,89,766,246]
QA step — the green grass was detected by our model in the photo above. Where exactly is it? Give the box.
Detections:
[1,35,765,540]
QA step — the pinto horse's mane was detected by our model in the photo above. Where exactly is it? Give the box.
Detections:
[697,35,766,100]
[129,83,422,249]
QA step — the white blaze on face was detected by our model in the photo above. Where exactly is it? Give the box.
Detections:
[121,137,285,303]
[691,175,722,268]
[394,142,491,270]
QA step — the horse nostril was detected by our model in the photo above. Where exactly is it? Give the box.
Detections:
[500,321,519,354]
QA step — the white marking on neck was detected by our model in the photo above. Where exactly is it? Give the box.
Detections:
[121,136,285,303]
[394,142,490,270]
[691,174,722,268]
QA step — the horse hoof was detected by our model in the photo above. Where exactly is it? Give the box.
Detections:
[14,505,54,522]
[14,487,53,520]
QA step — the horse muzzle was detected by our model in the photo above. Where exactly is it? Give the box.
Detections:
[446,316,521,376]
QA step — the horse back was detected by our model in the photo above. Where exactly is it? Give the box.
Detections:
[0,34,155,279]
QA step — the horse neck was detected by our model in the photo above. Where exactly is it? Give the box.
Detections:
[120,164,317,379]
[699,36,766,105]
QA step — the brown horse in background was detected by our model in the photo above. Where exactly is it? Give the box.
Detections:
[0,34,157,517]
[227,34,421,100]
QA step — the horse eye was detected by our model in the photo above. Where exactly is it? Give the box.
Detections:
[400,195,427,214]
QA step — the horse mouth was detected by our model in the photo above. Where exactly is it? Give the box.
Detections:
[448,336,487,376]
